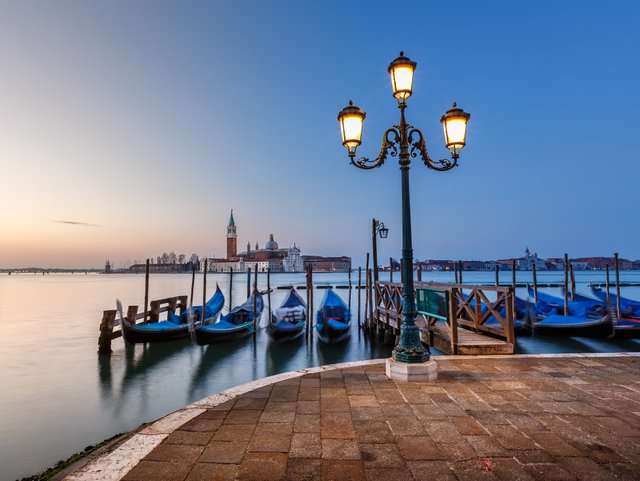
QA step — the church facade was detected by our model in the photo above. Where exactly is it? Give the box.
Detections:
[207,211,304,273]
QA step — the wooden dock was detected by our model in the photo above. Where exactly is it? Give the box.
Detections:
[371,281,515,355]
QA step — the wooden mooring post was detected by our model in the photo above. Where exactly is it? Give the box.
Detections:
[389,257,393,283]
[348,268,352,313]
[308,265,314,341]
[532,263,538,303]
[570,264,576,301]
[495,265,499,287]
[202,259,208,323]
[246,267,251,299]
[229,267,233,311]
[98,310,117,355]
[190,266,196,307]
[357,267,362,330]
[614,252,621,319]
[563,254,569,316]
[459,260,463,284]
[267,267,271,321]
[253,263,258,340]
[144,258,150,323]
[605,264,611,308]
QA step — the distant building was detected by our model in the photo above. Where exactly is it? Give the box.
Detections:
[129,263,189,274]
[516,247,548,271]
[302,256,351,272]
[207,211,304,272]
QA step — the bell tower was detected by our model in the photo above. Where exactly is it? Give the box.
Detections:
[226,209,238,260]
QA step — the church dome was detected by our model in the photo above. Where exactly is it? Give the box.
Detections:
[265,234,278,250]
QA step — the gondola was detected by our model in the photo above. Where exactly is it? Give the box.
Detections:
[315,289,351,343]
[266,288,306,341]
[527,287,613,337]
[193,290,263,345]
[121,287,225,343]
[583,287,640,338]
[178,285,226,324]
[590,286,640,319]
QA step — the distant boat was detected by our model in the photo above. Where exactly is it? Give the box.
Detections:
[122,286,225,343]
[267,288,306,342]
[315,289,351,343]
[194,291,263,345]
[527,287,612,337]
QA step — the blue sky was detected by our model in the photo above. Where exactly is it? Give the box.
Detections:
[0,0,638,268]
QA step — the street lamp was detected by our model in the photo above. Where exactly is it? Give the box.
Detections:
[338,52,470,367]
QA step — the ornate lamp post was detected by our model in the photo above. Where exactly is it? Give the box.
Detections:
[338,52,470,372]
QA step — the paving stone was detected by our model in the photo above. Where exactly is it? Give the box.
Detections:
[424,420,464,444]
[450,415,489,435]
[386,414,425,436]
[321,411,356,438]
[212,424,256,441]
[321,459,366,481]
[223,409,262,424]
[290,433,321,458]
[294,414,320,433]
[145,443,203,463]
[364,467,414,481]
[296,400,320,414]
[122,460,192,481]
[527,432,582,457]
[351,406,386,422]
[237,452,288,481]
[180,417,223,432]
[259,410,296,423]
[322,438,361,459]
[450,459,501,481]
[407,460,457,481]
[199,441,248,464]
[298,388,320,401]
[465,435,509,456]
[254,421,293,436]
[234,397,268,410]
[397,436,446,461]
[286,458,322,481]
[360,443,405,468]
[320,397,351,412]
[559,456,620,481]
[263,401,298,412]
[247,434,291,452]
[354,420,395,444]
[348,396,380,408]
[165,430,213,446]
[484,424,538,450]
[184,463,237,481]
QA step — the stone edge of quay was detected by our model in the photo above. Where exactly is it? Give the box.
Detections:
[61,352,640,481]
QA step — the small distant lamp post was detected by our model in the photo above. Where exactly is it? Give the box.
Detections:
[372,219,389,290]
[338,52,470,377]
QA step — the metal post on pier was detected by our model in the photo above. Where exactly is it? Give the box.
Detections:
[614,252,621,319]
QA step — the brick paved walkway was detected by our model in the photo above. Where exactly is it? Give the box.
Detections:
[106,356,640,480]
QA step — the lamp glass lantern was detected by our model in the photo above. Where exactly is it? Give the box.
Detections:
[378,223,389,239]
[338,101,366,156]
[388,52,417,103]
[441,102,471,157]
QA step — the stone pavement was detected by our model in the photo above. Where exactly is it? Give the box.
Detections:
[73,355,640,481]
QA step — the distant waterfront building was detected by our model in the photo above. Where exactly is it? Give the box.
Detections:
[207,211,304,272]
[302,256,351,272]
[516,247,548,271]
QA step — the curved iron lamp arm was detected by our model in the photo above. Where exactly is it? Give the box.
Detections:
[408,128,458,171]
[350,128,400,170]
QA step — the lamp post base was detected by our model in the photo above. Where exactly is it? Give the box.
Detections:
[385,358,437,382]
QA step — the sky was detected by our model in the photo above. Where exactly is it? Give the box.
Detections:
[0,0,638,268]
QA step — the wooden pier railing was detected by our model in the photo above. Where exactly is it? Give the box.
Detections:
[372,281,515,355]
[98,295,188,354]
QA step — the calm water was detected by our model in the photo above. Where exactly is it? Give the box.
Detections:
[0,270,639,480]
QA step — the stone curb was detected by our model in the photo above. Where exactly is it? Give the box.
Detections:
[61,352,640,480]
